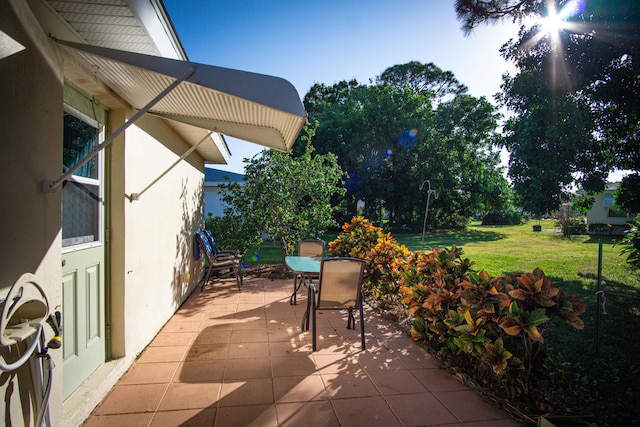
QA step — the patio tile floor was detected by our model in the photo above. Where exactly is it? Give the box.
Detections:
[82,276,522,426]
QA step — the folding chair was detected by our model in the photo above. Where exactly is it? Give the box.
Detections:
[309,257,366,351]
[195,230,243,290]
[290,238,325,305]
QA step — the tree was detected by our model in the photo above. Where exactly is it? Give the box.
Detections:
[221,128,345,262]
[377,61,468,100]
[455,0,640,213]
[301,62,508,230]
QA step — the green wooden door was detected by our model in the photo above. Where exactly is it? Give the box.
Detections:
[61,107,106,399]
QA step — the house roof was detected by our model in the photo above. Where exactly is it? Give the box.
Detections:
[41,0,186,59]
[204,168,244,184]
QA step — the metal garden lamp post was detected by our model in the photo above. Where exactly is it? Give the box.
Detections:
[420,179,438,251]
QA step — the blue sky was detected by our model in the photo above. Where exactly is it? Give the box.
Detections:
[163,0,521,174]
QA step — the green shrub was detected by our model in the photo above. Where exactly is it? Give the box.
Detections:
[481,211,524,226]
[588,222,631,235]
[204,214,262,256]
[399,252,586,402]
[329,216,411,300]
[619,216,640,270]
[555,216,587,236]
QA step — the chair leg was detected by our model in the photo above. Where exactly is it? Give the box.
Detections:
[200,266,214,291]
[347,308,354,329]
[234,264,243,290]
[359,300,366,351]
[311,294,317,351]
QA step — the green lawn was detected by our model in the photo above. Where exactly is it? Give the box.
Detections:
[247,220,639,295]
[399,220,639,293]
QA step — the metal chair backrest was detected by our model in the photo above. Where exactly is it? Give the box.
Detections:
[203,229,220,255]
[316,257,366,309]
[196,231,215,261]
[298,239,325,257]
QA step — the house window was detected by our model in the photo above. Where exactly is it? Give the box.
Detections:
[608,208,629,218]
[62,106,103,249]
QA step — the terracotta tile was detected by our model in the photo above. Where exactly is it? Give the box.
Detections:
[268,340,310,357]
[368,369,427,395]
[136,346,187,363]
[397,347,441,370]
[207,304,238,315]
[175,360,225,383]
[354,349,405,371]
[193,327,233,344]
[171,310,207,322]
[224,357,271,379]
[271,356,317,377]
[230,329,269,343]
[275,401,340,427]
[436,390,515,423]
[214,404,277,427]
[309,336,350,353]
[158,382,221,411]
[274,375,328,402]
[410,368,469,392]
[83,412,154,426]
[383,336,426,354]
[386,392,458,426]
[313,353,360,375]
[320,372,379,399]
[118,362,179,385]
[198,318,235,330]
[227,341,270,358]
[150,408,216,427]
[185,343,229,361]
[266,325,303,339]
[218,378,274,407]
[93,384,167,415]
[464,419,522,427]
[83,278,517,426]
[149,331,196,347]
[233,319,268,330]
[266,317,301,330]
[332,396,402,427]
[161,320,201,333]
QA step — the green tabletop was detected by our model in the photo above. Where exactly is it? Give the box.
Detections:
[285,256,321,274]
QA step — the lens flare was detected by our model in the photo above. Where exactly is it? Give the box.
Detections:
[252,253,259,262]
[397,128,418,148]
[345,169,364,192]
[386,149,393,156]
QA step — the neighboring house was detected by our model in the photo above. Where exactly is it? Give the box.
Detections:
[586,183,635,234]
[204,168,245,218]
[0,1,305,426]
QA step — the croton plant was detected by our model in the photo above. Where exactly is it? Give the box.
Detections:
[330,216,586,397]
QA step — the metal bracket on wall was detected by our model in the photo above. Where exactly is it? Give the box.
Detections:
[41,68,195,193]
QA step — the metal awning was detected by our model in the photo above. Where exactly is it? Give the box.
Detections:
[56,39,307,153]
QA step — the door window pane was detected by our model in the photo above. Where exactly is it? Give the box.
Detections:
[62,111,102,248]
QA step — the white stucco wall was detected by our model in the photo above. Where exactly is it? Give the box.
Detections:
[120,114,203,356]
[0,2,206,425]
[0,1,65,424]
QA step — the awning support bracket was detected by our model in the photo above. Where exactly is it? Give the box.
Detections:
[125,130,214,202]
[42,67,196,193]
